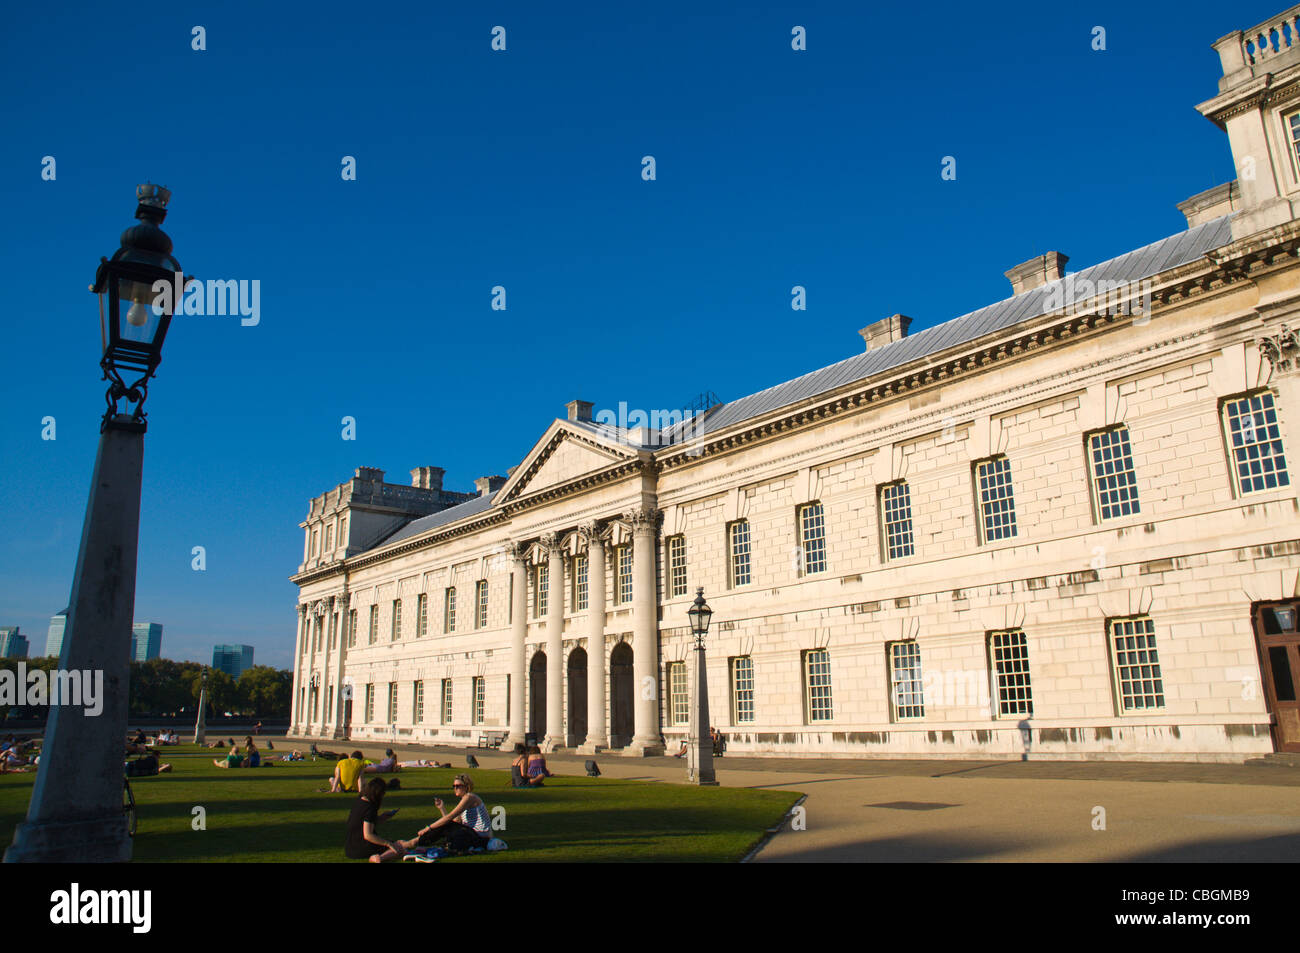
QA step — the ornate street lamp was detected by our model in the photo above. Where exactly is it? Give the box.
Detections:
[686,588,718,786]
[5,185,187,863]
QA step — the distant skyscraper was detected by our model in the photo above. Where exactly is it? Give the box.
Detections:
[213,644,254,679]
[45,611,67,658]
[0,627,28,659]
[131,623,163,662]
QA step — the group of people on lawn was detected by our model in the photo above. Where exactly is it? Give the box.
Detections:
[332,743,553,861]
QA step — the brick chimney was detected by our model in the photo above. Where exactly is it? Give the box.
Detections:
[474,475,508,496]
[410,466,445,492]
[1005,252,1069,295]
[354,466,385,483]
[566,399,594,423]
[858,314,912,352]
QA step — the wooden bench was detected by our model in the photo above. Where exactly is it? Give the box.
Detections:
[477,731,507,749]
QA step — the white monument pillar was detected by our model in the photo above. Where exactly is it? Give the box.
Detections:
[628,507,663,756]
[507,542,528,747]
[543,534,566,751]
[579,523,608,753]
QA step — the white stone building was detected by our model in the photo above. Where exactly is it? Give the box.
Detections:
[291,7,1300,762]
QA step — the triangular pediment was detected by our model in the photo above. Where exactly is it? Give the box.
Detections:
[497,422,638,502]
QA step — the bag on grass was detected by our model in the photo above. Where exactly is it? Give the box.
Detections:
[486,838,507,852]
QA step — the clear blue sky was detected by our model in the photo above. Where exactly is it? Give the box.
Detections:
[0,0,1264,667]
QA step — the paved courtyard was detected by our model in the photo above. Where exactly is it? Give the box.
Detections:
[279,735,1300,862]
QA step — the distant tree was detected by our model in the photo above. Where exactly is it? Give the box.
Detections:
[237,665,291,716]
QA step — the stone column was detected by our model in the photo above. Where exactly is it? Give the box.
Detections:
[317,599,334,734]
[507,542,528,747]
[579,523,608,753]
[306,602,323,734]
[628,508,663,755]
[542,533,566,751]
[332,592,350,739]
[290,605,308,735]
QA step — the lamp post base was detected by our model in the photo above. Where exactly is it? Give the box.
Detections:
[5,815,130,864]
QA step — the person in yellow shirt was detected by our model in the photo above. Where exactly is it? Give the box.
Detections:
[329,751,367,793]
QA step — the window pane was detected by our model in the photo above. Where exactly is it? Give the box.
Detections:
[881,482,915,559]
[1110,617,1165,711]
[1224,392,1290,494]
[1269,646,1296,702]
[976,458,1018,542]
[731,656,755,724]
[800,504,827,574]
[890,642,925,720]
[730,521,752,587]
[805,649,833,721]
[1089,427,1141,520]
[990,630,1033,717]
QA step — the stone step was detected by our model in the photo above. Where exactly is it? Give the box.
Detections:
[1245,752,1300,767]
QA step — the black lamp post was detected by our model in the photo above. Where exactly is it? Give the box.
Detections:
[686,588,718,786]
[5,185,185,863]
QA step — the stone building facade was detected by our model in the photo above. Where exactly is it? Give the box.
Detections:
[290,7,1300,762]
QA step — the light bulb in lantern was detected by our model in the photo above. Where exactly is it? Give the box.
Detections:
[127,301,149,327]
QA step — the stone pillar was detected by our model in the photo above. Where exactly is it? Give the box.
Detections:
[628,508,663,755]
[543,533,566,752]
[331,593,350,739]
[579,523,608,753]
[507,542,528,747]
[290,605,307,734]
[305,602,323,734]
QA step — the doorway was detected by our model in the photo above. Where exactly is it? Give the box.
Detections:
[568,648,588,746]
[610,642,634,748]
[529,651,547,739]
[1254,601,1300,752]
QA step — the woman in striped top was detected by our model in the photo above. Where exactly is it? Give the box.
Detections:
[401,774,491,853]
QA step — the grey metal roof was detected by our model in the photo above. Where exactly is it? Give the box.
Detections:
[361,214,1233,556]
[379,491,499,547]
[680,214,1233,440]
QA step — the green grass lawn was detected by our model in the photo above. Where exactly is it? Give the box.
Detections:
[0,746,799,862]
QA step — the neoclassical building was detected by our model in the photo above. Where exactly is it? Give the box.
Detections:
[290,6,1300,762]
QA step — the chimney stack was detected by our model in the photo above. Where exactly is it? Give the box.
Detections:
[354,466,385,483]
[566,399,594,423]
[1005,252,1069,295]
[410,466,445,492]
[474,475,508,496]
[858,314,912,352]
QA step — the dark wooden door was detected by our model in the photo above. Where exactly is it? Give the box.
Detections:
[1254,602,1300,753]
[342,699,352,740]
[610,642,634,748]
[530,652,547,739]
[568,648,588,746]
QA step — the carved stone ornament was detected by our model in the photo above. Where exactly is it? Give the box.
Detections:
[1259,324,1300,373]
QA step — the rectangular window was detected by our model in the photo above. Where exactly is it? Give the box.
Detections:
[889,642,925,720]
[729,520,752,588]
[368,606,378,644]
[668,662,689,726]
[1223,391,1290,495]
[989,630,1034,717]
[799,503,827,575]
[328,613,338,651]
[1088,426,1141,521]
[417,593,427,638]
[473,676,485,725]
[441,679,454,724]
[668,535,687,597]
[573,554,589,611]
[1288,111,1300,179]
[326,524,334,552]
[535,564,548,618]
[616,545,633,604]
[391,599,402,641]
[730,656,755,724]
[444,587,456,633]
[804,649,833,722]
[476,580,488,629]
[364,683,374,723]
[387,682,398,723]
[975,457,1018,543]
[347,609,357,648]
[880,481,915,560]
[1109,617,1165,712]
[413,680,424,723]
[311,529,319,556]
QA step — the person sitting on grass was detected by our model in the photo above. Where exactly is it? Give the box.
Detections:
[243,737,261,768]
[329,751,367,792]
[365,748,398,774]
[345,778,404,863]
[399,774,491,854]
[214,744,244,769]
[509,743,533,787]
[526,745,553,786]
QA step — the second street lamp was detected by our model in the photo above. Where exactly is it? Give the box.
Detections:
[686,588,718,786]
[5,184,186,863]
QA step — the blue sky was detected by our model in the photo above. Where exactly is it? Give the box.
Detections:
[0,0,1267,666]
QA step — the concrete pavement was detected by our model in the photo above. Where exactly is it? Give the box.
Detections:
[279,735,1300,862]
